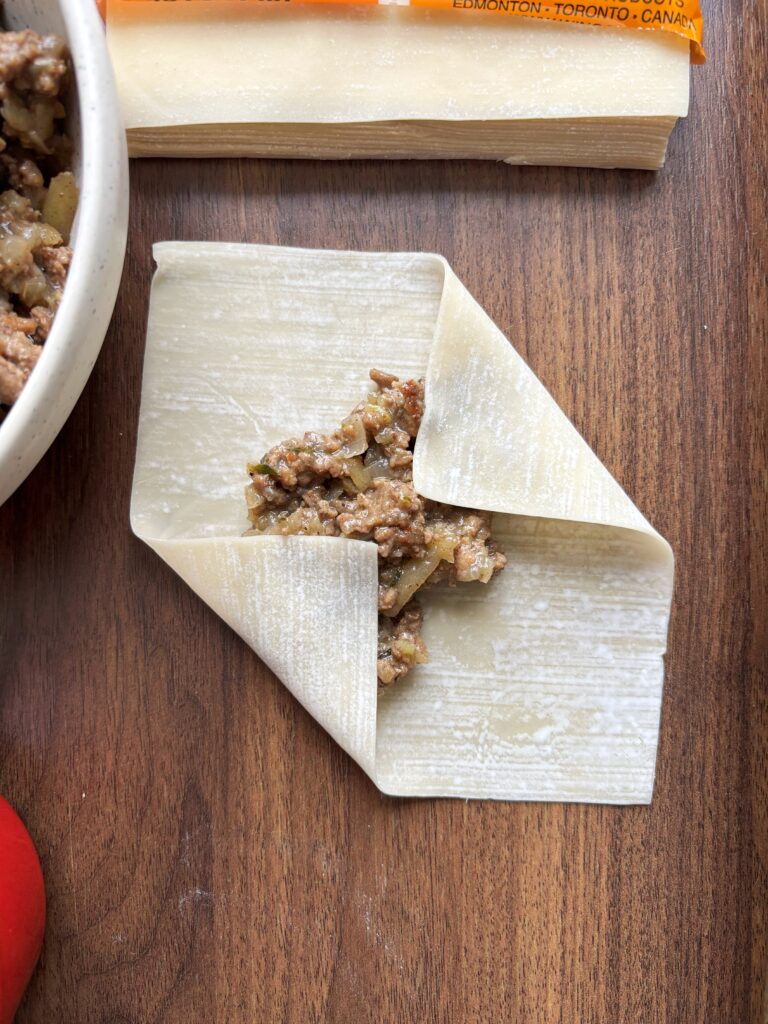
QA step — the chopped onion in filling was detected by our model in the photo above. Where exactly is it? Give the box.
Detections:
[243,369,506,686]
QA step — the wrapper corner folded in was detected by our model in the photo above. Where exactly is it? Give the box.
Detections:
[131,241,674,804]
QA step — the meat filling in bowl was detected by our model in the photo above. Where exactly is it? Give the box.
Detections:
[0,30,77,417]
[245,369,507,686]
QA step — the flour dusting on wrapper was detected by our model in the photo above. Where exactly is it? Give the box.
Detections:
[131,243,675,804]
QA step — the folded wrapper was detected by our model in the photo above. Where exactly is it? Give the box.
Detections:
[131,243,674,803]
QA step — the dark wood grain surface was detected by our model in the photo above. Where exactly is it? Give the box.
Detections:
[2,4,766,1021]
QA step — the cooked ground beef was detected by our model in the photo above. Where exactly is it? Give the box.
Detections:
[245,369,507,687]
[377,604,428,687]
[0,29,76,416]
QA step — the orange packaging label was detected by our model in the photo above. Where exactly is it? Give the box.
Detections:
[114,0,705,63]
[414,0,705,62]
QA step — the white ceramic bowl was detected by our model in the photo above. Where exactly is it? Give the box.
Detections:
[0,0,128,507]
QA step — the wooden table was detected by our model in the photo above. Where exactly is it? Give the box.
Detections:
[2,7,765,1021]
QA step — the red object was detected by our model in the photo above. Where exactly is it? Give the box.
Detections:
[0,798,45,1024]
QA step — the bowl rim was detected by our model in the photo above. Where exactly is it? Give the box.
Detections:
[0,0,129,506]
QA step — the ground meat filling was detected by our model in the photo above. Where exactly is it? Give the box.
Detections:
[245,370,507,687]
[0,30,76,415]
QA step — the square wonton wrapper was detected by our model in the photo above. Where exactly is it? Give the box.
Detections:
[108,1,690,170]
[131,243,674,803]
